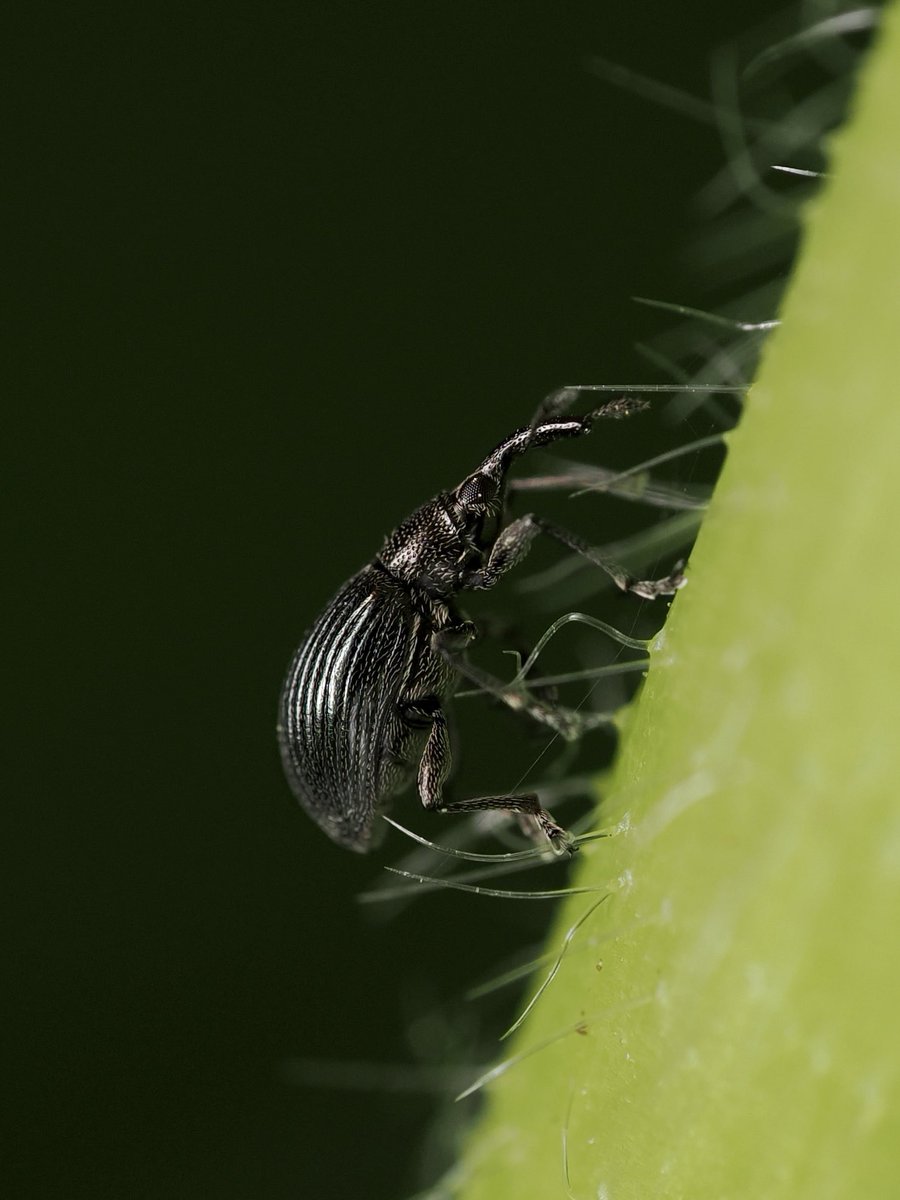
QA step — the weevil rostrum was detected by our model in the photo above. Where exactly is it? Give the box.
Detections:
[277,389,683,856]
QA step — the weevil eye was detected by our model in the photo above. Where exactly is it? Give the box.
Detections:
[454,471,498,512]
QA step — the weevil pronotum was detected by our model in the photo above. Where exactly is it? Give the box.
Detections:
[278,389,683,855]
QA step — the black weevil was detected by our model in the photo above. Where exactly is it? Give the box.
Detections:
[278,389,683,855]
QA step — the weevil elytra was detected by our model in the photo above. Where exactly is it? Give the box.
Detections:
[277,389,683,855]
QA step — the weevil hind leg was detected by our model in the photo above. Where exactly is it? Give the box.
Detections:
[404,695,574,856]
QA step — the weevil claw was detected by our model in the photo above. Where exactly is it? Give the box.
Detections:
[543,817,577,858]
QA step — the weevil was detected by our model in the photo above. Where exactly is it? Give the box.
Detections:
[277,389,683,855]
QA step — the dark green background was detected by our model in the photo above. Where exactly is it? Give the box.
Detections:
[10,3,795,1197]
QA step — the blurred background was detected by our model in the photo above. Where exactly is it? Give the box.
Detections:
[8,2,869,1197]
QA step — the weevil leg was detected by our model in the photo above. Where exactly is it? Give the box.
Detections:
[469,615,564,711]
[432,641,611,741]
[463,513,685,598]
[534,516,686,598]
[406,696,574,855]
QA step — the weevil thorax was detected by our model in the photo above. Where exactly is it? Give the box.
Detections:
[378,462,505,599]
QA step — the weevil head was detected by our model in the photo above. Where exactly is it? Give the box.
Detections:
[449,466,503,526]
[378,465,506,597]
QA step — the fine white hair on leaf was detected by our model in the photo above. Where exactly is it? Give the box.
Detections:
[454,993,655,1102]
[500,895,611,1040]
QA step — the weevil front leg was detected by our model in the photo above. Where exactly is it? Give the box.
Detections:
[400,696,574,855]
[463,513,684,598]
